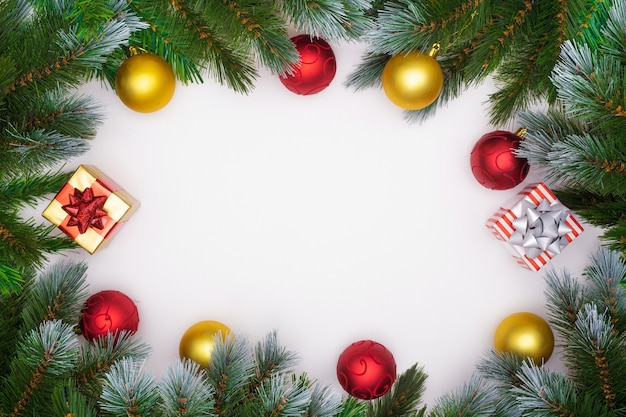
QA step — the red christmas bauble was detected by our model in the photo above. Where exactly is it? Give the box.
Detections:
[470,130,529,190]
[336,340,397,400]
[79,290,139,341]
[279,35,336,95]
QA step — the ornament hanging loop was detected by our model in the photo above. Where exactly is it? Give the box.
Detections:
[428,43,441,58]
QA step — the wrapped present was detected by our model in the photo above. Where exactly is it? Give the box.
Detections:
[42,165,139,254]
[486,182,584,271]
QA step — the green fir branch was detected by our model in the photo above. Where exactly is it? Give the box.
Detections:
[0,264,24,295]
[278,0,373,42]
[0,168,72,208]
[336,396,368,417]
[601,222,626,255]
[366,363,428,417]
[252,330,300,390]
[512,362,612,417]
[307,383,343,417]
[74,331,152,402]
[552,40,626,132]
[99,358,160,417]
[582,248,626,333]
[426,374,495,417]
[51,380,98,417]
[567,305,624,410]
[543,266,586,340]
[20,260,90,331]
[549,133,626,196]
[553,189,626,229]
[246,373,312,417]
[205,332,255,417]
[159,359,216,417]
[0,320,80,417]
[0,212,77,273]
[125,0,204,85]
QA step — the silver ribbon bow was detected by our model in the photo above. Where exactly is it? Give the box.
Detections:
[508,199,573,259]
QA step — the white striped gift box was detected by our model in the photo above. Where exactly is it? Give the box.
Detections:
[485,182,584,271]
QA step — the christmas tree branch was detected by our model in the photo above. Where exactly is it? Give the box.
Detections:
[306,382,343,417]
[278,0,373,41]
[74,332,151,402]
[427,374,495,417]
[99,358,160,417]
[0,168,72,208]
[511,362,611,417]
[251,330,299,394]
[1,320,79,417]
[51,380,98,417]
[366,363,428,417]
[570,305,623,410]
[205,332,255,417]
[159,359,216,417]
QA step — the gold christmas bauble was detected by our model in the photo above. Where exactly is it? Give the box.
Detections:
[115,53,176,113]
[382,44,443,110]
[494,312,554,365]
[179,320,230,369]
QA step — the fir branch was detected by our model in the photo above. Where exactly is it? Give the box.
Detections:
[20,260,89,331]
[278,0,373,42]
[516,107,591,171]
[553,188,626,229]
[204,332,255,417]
[2,126,91,175]
[426,373,495,417]
[0,264,24,295]
[252,330,300,390]
[1,320,79,417]
[567,305,624,411]
[99,358,160,417]
[159,359,216,417]
[548,133,626,196]
[511,362,612,417]
[551,40,626,132]
[130,0,258,93]
[366,363,428,417]
[476,350,526,389]
[600,222,626,255]
[336,396,368,417]
[6,88,103,144]
[0,212,77,273]
[582,248,626,333]
[216,0,299,75]
[306,382,342,417]
[343,51,386,91]
[0,168,72,208]
[126,0,204,85]
[250,373,312,417]
[51,381,98,417]
[73,331,152,402]
[543,267,585,340]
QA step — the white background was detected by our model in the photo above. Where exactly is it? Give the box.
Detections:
[43,40,603,408]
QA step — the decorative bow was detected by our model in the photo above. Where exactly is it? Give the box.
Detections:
[508,199,573,259]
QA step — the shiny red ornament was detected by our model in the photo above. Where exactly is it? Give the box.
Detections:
[336,340,397,400]
[279,35,336,95]
[470,130,529,190]
[80,290,139,341]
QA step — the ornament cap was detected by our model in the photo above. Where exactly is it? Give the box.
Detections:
[515,127,528,138]
[428,43,441,58]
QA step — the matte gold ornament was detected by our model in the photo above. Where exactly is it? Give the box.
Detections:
[494,312,554,365]
[115,52,176,113]
[382,44,443,110]
[179,320,230,369]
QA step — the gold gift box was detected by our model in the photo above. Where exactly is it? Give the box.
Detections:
[42,165,139,254]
